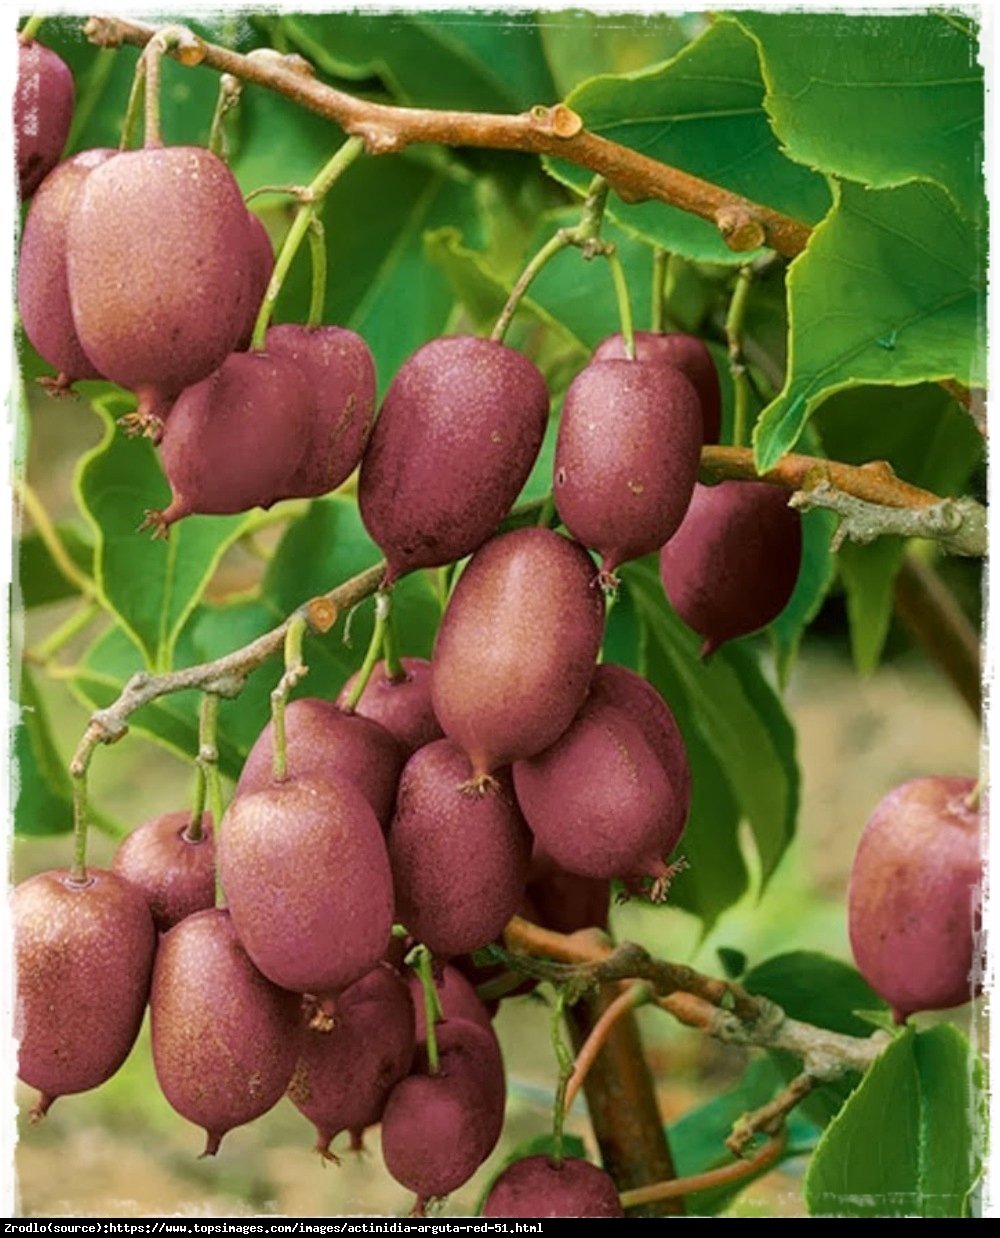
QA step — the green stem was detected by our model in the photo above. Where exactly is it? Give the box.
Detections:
[342,591,391,710]
[29,600,101,665]
[661,253,683,331]
[188,692,221,841]
[271,614,309,781]
[410,945,443,1075]
[70,744,97,884]
[119,56,146,149]
[307,217,327,327]
[491,175,611,344]
[142,33,166,147]
[188,765,207,841]
[208,73,242,159]
[606,248,635,360]
[725,266,754,449]
[381,598,406,682]
[551,988,575,1165]
[250,137,364,350]
[536,492,556,529]
[651,248,668,333]
[19,14,46,42]
[16,479,96,599]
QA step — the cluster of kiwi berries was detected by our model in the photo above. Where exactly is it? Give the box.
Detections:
[14,29,982,1221]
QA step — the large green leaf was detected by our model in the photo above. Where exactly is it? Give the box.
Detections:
[538,10,696,99]
[743,951,887,1040]
[73,402,263,673]
[805,1025,984,1217]
[545,19,831,264]
[626,560,798,900]
[769,508,838,686]
[16,523,94,609]
[13,668,74,835]
[814,383,984,673]
[736,11,985,222]
[753,180,986,470]
[281,10,556,112]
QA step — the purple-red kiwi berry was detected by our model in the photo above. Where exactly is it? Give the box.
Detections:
[14,868,156,1117]
[659,480,802,656]
[337,656,443,756]
[16,37,74,200]
[482,1155,624,1218]
[111,810,215,932]
[431,528,604,785]
[359,336,549,582]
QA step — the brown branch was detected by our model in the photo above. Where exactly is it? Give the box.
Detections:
[83,14,811,258]
[893,553,982,717]
[564,982,652,1113]
[726,1072,815,1156]
[618,1131,788,1210]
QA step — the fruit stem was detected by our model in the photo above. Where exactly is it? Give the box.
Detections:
[409,945,443,1075]
[119,55,147,149]
[491,174,611,343]
[342,591,391,710]
[725,265,755,449]
[605,248,635,360]
[69,738,98,884]
[550,988,575,1165]
[381,596,406,682]
[250,136,365,350]
[651,247,668,333]
[307,217,327,327]
[19,14,46,42]
[271,614,309,781]
[188,692,221,842]
[208,73,242,159]
[141,31,169,148]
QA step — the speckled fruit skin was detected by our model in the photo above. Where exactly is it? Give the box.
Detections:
[388,740,532,957]
[150,908,301,1156]
[288,963,415,1157]
[14,868,156,1115]
[589,664,691,823]
[410,965,496,1042]
[483,1155,624,1218]
[659,480,802,656]
[154,350,312,531]
[513,688,686,888]
[266,324,377,498]
[66,146,256,408]
[219,777,394,994]
[431,528,605,779]
[554,359,702,577]
[593,330,722,445]
[111,811,215,932]
[16,39,74,200]
[17,148,116,383]
[235,212,274,352]
[358,336,549,581]
[527,845,610,934]
[381,1019,505,1205]
[337,657,443,756]
[848,776,982,1021]
[236,698,405,830]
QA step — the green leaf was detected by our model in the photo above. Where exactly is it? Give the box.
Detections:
[716,947,747,979]
[545,19,831,264]
[16,524,94,609]
[73,402,264,673]
[743,951,887,1038]
[13,668,74,835]
[753,180,986,470]
[668,1056,820,1216]
[281,11,555,112]
[736,11,985,222]
[626,560,798,913]
[538,10,695,98]
[769,507,838,685]
[805,1026,984,1217]
[814,383,984,673]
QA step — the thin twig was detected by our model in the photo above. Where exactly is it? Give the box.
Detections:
[619,1132,788,1209]
[726,1072,815,1156]
[564,983,652,1113]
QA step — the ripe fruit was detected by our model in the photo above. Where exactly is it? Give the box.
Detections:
[236,212,275,351]
[431,528,605,782]
[337,657,443,755]
[236,698,405,830]
[14,868,156,1116]
[358,336,549,581]
[66,146,258,427]
[148,349,313,534]
[593,330,722,444]
[513,684,687,895]
[659,480,802,656]
[111,811,215,932]
[150,908,301,1155]
[288,963,415,1158]
[381,1019,505,1206]
[554,358,702,580]
[482,1155,624,1218]
[848,776,982,1022]
[219,777,394,994]
[17,148,116,386]
[388,741,532,956]
[15,38,74,200]
[266,324,377,498]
